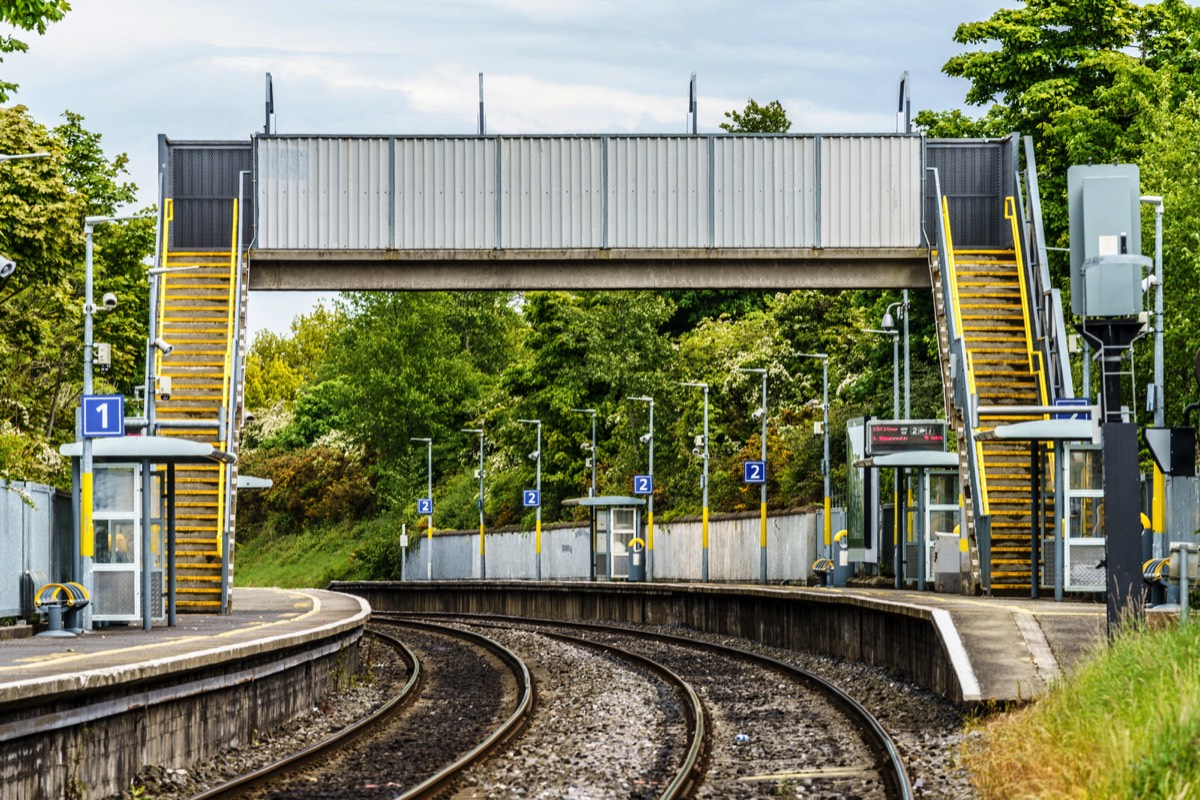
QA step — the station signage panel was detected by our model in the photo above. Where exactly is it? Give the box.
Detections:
[417,498,433,515]
[523,490,541,508]
[82,394,125,438]
[633,475,653,495]
[865,419,946,456]
[743,460,766,484]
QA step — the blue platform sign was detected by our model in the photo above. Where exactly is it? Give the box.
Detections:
[1053,397,1090,420]
[633,474,653,495]
[743,460,766,484]
[417,498,433,515]
[82,394,124,438]
[523,489,540,508]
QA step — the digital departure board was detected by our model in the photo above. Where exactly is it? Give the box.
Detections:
[865,420,947,456]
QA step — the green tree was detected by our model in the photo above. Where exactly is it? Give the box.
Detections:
[243,303,344,411]
[0,0,70,101]
[0,106,152,484]
[719,99,792,134]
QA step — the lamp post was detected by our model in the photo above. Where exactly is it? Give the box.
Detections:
[882,296,910,418]
[461,428,486,578]
[864,328,902,587]
[517,419,543,580]
[80,212,148,631]
[883,297,910,582]
[1141,194,1165,555]
[681,382,710,582]
[410,437,433,580]
[736,368,769,583]
[797,355,831,560]
[627,396,654,581]
[571,408,598,497]
[571,408,598,581]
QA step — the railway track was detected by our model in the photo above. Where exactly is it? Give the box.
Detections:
[391,612,915,800]
[190,615,912,799]
[190,620,533,800]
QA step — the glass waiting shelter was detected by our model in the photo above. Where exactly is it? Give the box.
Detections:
[854,450,960,590]
[976,415,1100,600]
[562,496,646,581]
[60,436,234,630]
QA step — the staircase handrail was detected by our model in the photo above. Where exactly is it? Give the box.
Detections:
[928,167,990,587]
[1020,135,1074,400]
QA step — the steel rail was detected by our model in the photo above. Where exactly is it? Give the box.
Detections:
[380,617,536,800]
[386,611,914,800]
[189,628,420,800]
[538,628,708,800]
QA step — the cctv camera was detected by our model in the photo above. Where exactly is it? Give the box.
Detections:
[1141,274,1159,293]
[0,258,14,279]
[157,375,172,401]
[692,447,702,457]
[752,408,765,421]
[101,292,118,310]
[580,441,593,452]
[153,337,174,356]
[693,435,705,448]
[639,433,653,444]
[528,450,540,461]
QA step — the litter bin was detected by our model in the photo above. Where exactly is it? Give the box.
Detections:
[627,538,646,582]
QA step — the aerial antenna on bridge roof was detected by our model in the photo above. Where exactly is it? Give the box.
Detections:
[478,72,486,135]
[689,72,697,135]
[264,73,275,135]
[897,71,911,134]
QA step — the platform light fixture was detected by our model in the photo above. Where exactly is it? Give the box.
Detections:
[736,368,769,584]
[627,395,655,581]
[797,354,831,560]
[410,437,433,580]
[461,428,486,579]
[517,419,543,580]
[681,381,710,582]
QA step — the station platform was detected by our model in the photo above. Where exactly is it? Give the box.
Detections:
[0,586,369,703]
[798,586,1107,703]
[333,579,1110,706]
[0,586,369,800]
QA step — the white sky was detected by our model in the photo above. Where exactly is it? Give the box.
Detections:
[3,0,1005,341]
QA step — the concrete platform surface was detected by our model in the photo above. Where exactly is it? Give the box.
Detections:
[776,585,1107,703]
[0,587,370,704]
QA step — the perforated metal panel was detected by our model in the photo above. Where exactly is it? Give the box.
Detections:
[94,570,135,617]
[163,139,253,249]
[925,137,1016,248]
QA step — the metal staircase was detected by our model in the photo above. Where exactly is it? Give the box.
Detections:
[953,242,1051,593]
[154,201,242,612]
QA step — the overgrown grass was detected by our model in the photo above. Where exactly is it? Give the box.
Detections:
[964,621,1200,799]
[233,508,409,588]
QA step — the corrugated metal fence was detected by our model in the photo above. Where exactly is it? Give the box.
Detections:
[401,508,823,582]
[0,481,71,617]
[255,134,925,252]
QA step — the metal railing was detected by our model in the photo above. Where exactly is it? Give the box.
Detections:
[928,167,991,589]
[1019,135,1074,400]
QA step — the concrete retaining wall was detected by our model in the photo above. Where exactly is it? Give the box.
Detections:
[335,581,969,704]
[0,629,362,799]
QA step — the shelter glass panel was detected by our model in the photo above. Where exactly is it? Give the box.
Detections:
[94,466,135,513]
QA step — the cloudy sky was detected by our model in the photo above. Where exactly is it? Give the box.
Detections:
[4,0,1007,340]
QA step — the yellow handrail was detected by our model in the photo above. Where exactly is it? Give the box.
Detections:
[1004,197,1037,371]
[156,199,175,384]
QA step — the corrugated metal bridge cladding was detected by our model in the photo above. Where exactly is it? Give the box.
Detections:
[162,134,1016,290]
